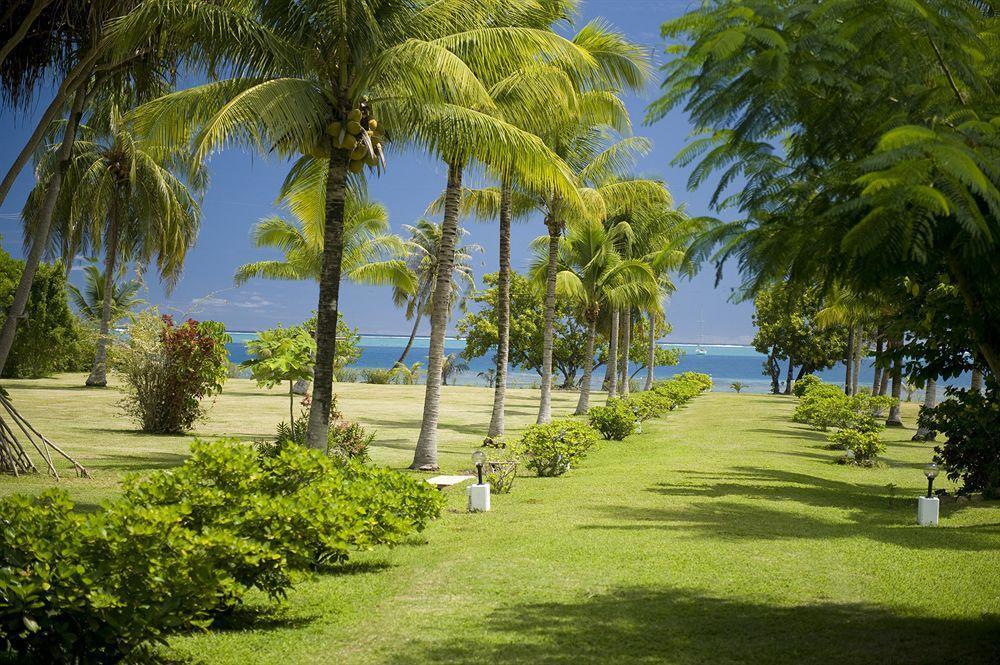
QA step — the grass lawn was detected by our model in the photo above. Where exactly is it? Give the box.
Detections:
[1,375,999,663]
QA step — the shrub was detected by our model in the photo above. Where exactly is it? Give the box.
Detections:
[0,490,283,663]
[361,367,395,384]
[515,419,598,477]
[922,387,1000,497]
[112,309,230,433]
[829,427,885,463]
[791,374,821,397]
[793,384,895,431]
[0,250,82,378]
[336,367,359,383]
[730,381,748,393]
[675,371,713,392]
[626,391,673,421]
[327,421,374,463]
[652,373,710,407]
[588,399,638,440]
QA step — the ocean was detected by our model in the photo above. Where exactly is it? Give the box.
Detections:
[226,333,968,394]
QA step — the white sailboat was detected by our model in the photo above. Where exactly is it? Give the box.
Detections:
[695,312,707,355]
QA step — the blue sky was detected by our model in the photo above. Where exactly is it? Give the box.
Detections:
[0,0,755,344]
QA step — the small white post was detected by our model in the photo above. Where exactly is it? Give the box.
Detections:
[917,496,939,526]
[467,483,491,512]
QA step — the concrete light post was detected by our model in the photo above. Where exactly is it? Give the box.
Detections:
[917,463,939,526]
[467,450,490,512]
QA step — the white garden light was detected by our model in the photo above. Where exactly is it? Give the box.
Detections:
[917,463,940,526]
[467,450,490,513]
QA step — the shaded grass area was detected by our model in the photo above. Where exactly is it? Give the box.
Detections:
[1,378,998,663]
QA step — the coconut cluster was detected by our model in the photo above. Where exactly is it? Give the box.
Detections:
[318,104,386,174]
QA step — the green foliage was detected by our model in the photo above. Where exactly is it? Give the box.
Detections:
[589,399,638,441]
[361,367,396,384]
[242,324,315,389]
[459,272,605,388]
[792,382,895,432]
[112,309,230,433]
[924,387,1000,497]
[675,372,713,392]
[0,248,81,378]
[730,381,747,393]
[514,419,599,477]
[791,374,821,398]
[0,490,281,663]
[327,421,375,463]
[625,390,674,421]
[830,427,885,464]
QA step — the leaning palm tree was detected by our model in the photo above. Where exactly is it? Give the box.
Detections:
[392,219,481,365]
[67,260,144,325]
[130,0,588,452]
[530,216,658,414]
[25,105,203,387]
[234,181,413,293]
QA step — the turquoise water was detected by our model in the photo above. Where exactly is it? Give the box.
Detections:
[227,333,957,394]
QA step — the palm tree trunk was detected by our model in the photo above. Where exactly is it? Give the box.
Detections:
[886,353,904,427]
[86,203,119,387]
[0,87,87,375]
[396,302,423,365]
[486,181,512,441]
[0,47,97,209]
[644,311,656,391]
[872,337,884,395]
[306,148,350,450]
[536,214,560,424]
[913,378,937,441]
[783,355,795,395]
[971,368,983,393]
[411,161,463,469]
[852,327,863,396]
[619,308,631,398]
[606,308,619,398]
[575,314,598,415]
[843,326,855,395]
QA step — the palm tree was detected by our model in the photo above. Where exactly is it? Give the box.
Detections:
[25,105,203,386]
[531,216,657,414]
[132,0,587,452]
[67,261,143,325]
[234,180,413,293]
[391,219,480,365]
[440,353,468,386]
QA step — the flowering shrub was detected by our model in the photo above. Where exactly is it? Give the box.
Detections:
[515,419,599,476]
[589,399,638,440]
[112,309,230,433]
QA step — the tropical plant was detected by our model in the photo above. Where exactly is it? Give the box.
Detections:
[391,361,423,386]
[730,381,747,394]
[440,353,468,386]
[514,419,599,477]
[242,324,316,429]
[234,184,413,294]
[391,219,480,364]
[924,386,1000,497]
[128,0,589,456]
[25,105,203,387]
[66,260,143,325]
[588,399,638,441]
[530,216,658,414]
[111,309,230,434]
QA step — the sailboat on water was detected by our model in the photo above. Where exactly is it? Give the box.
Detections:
[695,313,707,355]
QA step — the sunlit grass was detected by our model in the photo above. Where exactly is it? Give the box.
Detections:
[1,377,998,663]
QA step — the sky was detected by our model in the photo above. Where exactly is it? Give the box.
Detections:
[0,0,756,345]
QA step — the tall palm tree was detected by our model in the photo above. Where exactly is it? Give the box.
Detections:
[67,260,143,325]
[234,181,413,293]
[131,0,587,452]
[25,105,203,386]
[392,219,480,365]
[530,217,657,414]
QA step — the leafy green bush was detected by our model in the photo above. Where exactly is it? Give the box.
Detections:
[327,421,375,462]
[829,427,885,463]
[361,367,395,384]
[652,373,710,407]
[675,371,713,392]
[0,249,83,379]
[791,374,821,397]
[793,383,895,431]
[625,391,673,421]
[112,309,230,433]
[515,419,599,477]
[922,386,1000,497]
[589,399,638,440]
[0,490,283,663]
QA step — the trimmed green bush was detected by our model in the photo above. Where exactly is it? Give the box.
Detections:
[793,383,895,431]
[589,399,638,440]
[791,374,821,397]
[515,419,599,477]
[830,427,885,464]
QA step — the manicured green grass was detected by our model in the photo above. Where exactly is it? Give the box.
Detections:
[2,376,998,663]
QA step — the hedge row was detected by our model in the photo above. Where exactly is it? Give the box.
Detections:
[0,439,443,663]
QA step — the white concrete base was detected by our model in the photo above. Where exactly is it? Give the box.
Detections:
[917,496,939,526]
[467,483,491,512]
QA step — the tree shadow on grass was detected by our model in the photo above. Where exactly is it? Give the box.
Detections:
[88,451,189,471]
[383,585,1000,664]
